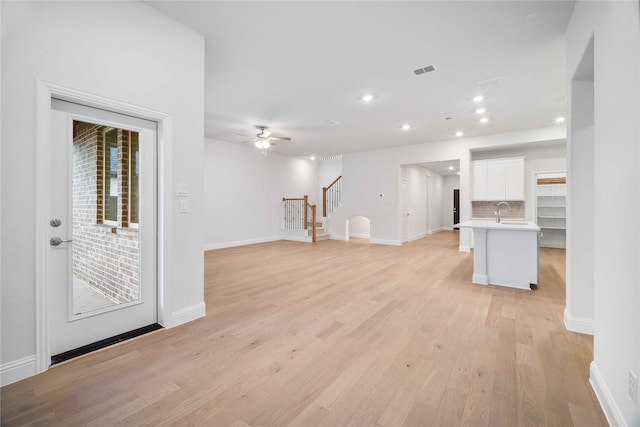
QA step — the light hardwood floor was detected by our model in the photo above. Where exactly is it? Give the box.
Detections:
[1,231,606,426]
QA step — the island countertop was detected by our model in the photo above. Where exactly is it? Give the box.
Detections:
[456,219,541,232]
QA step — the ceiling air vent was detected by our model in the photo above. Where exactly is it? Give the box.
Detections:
[477,76,502,88]
[413,65,436,76]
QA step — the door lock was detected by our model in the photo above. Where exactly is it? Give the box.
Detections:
[50,218,62,227]
[50,237,72,246]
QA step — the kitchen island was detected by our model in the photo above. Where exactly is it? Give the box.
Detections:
[456,220,541,290]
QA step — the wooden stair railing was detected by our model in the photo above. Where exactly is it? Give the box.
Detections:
[282,195,317,242]
[308,203,317,243]
[323,175,343,217]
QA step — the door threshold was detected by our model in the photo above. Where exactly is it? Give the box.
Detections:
[51,323,162,365]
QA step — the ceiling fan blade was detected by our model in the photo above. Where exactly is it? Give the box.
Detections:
[235,133,251,137]
[269,136,291,141]
[238,139,255,144]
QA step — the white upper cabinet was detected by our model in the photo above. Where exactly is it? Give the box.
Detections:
[472,157,524,201]
[486,160,506,200]
[472,161,488,201]
[505,158,525,200]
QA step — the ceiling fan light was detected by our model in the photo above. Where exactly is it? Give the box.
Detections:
[255,140,270,149]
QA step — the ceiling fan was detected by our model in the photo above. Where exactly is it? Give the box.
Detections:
[239,126,291,155]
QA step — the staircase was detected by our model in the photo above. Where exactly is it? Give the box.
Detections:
[309,220,330,241]
[281,175,342,243]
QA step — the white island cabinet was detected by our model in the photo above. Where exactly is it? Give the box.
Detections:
[456,220,540,290]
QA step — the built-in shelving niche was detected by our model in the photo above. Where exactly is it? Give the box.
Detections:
[535,172,566,249]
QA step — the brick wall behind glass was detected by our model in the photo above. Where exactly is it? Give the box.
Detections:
[72,123,140,303]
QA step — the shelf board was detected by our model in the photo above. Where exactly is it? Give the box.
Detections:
[539,226,566,230]
[537,216,566,219]
[537,205,566,208]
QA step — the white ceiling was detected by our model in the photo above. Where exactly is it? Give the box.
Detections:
[149,1,574,158]
[420,160,461,177]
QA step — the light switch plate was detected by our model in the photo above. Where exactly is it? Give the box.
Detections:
[180,199,189,213]
[176,184,189,197]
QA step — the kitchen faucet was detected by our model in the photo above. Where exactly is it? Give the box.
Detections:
[496,201,511,223]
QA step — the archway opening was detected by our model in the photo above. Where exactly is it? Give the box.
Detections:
[346,216,371,243]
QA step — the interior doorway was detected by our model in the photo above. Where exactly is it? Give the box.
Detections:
[453,189,460,229]
[400,179,409,243]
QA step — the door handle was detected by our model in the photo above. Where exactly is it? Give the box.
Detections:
[50,237,72,246]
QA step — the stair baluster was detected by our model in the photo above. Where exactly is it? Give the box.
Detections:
[323,175,342,218]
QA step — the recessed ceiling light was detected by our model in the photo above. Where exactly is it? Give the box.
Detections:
[480,117,489,124]
[555,116,566,123]
[457,171,461,175]
[448,166,455,171]
[402,124,411,130]
[475,108,486,114]
[473,95,484,102]
[362,94,374,102]
[310,156,315,160]
[455,131,464,137]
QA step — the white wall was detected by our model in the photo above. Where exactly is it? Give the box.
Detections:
[204,139,319,249]
[1,2,205,383]
[347,216,370,238]
[442,175,460,230]
[566,2,640,425]
[329,126,566,248]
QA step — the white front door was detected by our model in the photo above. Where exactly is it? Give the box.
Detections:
[48,99,158,359]
[400,179,409,243]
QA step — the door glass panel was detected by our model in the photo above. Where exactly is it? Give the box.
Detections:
[72,120,141,316]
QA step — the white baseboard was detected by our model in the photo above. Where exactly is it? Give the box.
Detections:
[472,273,488,285]
[408,233,426,242]
[280,235,312,243]
[590,361,626,427]
[426,228,443,235]
[349,233,371,239]
[459,245,471,252]
[1,355,37,386]
[204,236,280,251]
[171,302,206,328]
[563,307,594,335]
[331,234,348,241]
[442,226,454,231]
[370,238,402,246]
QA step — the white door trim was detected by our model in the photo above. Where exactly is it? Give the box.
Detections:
[35,80,173,374]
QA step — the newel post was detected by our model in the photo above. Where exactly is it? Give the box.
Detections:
[311,205,317,243]
[303,195,308,230]
[322,187,327,217]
